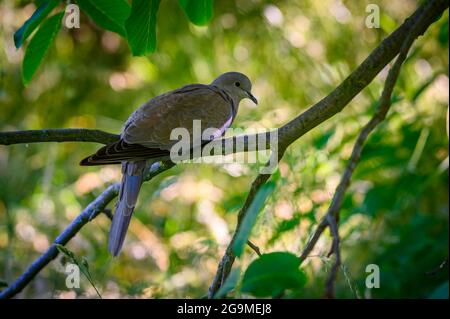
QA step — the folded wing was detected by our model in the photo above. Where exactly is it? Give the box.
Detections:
[80,84,235,166]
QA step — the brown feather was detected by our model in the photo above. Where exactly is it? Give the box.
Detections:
[122,84,235,148]
[80,84,234,166]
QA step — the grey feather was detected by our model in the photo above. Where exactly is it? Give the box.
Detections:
[108,160,147,256]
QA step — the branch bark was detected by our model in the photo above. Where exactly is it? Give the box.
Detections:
[325,214,341,299]
[0,161,174,299]
[0,0,447,300]
[299,2,432,298]
[0,129,119,145]
[208,0,448,298]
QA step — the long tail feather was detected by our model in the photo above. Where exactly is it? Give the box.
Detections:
[108,160,146,256]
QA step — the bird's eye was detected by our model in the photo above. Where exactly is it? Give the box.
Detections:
[234,82,241,87]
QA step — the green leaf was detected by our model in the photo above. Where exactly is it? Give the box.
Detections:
[56,244,102,298]
[411,72,443,103]
[271,168,281,182]
[14,0,60,48]
[213,268,240,299]
[56,244,75,259]
[268,213,302,245]
[314,130,333,149]
[22,12,64,85]
[241,252,306,297]
[76,0,131,37]
[151,176,178,200]
[179,0,214,26]
[438,17,449,46]
[428,281,449,299]
[232,181,275,257]
[125,0,161,56]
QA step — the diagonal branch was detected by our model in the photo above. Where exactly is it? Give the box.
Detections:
[0,184,118,299]
[1,4,446,154]
[208,0,448,298]
[299,5,423,298]
[207,149,285,298]
[325,214,341,299]
[0,0,447,300]
[0,161,174,299]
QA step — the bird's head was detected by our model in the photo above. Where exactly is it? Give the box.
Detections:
[211,72,258,105]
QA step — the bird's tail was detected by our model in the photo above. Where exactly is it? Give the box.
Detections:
[108,160,147,256]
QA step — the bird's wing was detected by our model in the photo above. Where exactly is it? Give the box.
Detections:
[79,140,170,166]
[122,84,235,149]
[79,84,235,166]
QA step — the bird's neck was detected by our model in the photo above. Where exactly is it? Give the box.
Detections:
[223,88,239,119]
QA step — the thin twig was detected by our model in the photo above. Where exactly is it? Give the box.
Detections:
[208,152,283,298]
[425,258,449,276]
[0,0,447,300]
[247,240,262,256]
[0,183,119,299]
[325,214,340,299]
[299,2,425,298]
[0,161,174,299]
[102,209,113,221]
[1,4,446,155]
[208,0,448,298]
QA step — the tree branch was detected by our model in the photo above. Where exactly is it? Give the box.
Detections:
[325,214,341,299]
[207,150,285,298]
[208,0,448,298]
[0,0,447,300]
[247,240,262,257]
[0,129,119,145]
[1,2,446,153]
[0,161,174,299]
[299,1,425,298]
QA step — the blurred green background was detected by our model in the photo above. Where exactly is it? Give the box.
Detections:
[0,0,448,298]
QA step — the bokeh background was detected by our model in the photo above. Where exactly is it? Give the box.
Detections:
[0,0,448,298]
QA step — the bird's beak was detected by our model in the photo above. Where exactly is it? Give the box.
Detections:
[245,90,258,105]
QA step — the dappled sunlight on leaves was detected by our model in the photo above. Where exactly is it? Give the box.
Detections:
[0,0,448,299]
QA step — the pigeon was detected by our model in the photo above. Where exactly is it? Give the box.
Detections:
[80,72,257,256]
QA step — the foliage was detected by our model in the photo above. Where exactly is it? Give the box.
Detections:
[125,0,160,56]
[13,0,60,48]
[240,252,306,297]
[232,181,275,257]
[76,0,130,37]
[56,244,102,298]
[213,267,240,298]
[428,281,449,299]
[179,0,214,26]
[0,0,448,299]
[14,0,215,84]
[22,11,64,84]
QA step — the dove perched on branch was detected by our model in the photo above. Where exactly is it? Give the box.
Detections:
[80,72,258,256]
